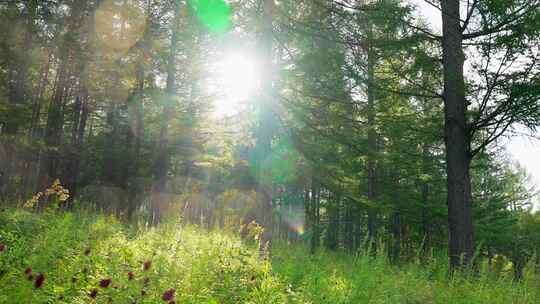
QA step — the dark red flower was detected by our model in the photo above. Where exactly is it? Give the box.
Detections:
[128,271,135,280]
[34,273,45,289]
[140,289,146,296]
[99,278,112,288]
[0,243,5,252]
[84,248,91,256]
[89,288,98,298]
[24,267,32,275]
[161,288,175,301]
[143,277,150,286]
[143,260,152,271]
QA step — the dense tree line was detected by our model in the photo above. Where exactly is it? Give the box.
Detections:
[1,0,539,276]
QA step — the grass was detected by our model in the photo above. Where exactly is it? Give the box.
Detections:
[0,208,538,303]
[272,244,540,303]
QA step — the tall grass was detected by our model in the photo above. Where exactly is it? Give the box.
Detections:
[272,242,540,304]
[0,208,538,303]
[0,209,289,303]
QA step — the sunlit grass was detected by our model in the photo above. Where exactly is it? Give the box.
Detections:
[0,209,538,303]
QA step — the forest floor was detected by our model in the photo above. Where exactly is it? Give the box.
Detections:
[0,209,538,304]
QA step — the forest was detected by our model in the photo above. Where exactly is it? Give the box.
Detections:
[1,0,540,303]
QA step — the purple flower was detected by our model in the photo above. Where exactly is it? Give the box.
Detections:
[89,288,98,298]
[0,243,5,252]
[143,260,152,271]
[99,278,112,288]
[161,288,175,301]
[34,273,45,289]
[143,277,150,286]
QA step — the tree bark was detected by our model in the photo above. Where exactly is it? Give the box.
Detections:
[152,0,181,224]
[366,22,378,246]
[253,0,275,257]
[441,0,475,269]
[310,180,320,253]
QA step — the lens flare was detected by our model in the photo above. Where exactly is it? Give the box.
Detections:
[213,52,259,115]
[191,0,232,33]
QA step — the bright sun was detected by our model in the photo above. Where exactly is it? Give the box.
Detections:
[212,52,259,116]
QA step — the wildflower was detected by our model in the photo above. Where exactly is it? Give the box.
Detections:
[99,278,112,288]
[89,288,98,298]
[84,248,91,256]
[34,273,45,289]
[24,267,32,275]
[140,289,146,296]
[143,277,150,286]
[128,271,135,280]
[0,243,5,252]
[161,288,175,301]
[143,260,152,271]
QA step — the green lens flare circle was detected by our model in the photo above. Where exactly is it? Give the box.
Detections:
[191,0,232,33]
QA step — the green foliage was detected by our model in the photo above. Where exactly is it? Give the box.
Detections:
[0,209,290,303]
[272,242,540,304]
[1,209,539,303]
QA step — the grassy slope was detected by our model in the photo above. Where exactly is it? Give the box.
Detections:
[0,209,538,303]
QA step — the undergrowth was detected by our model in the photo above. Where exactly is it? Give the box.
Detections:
[0,208,538,303]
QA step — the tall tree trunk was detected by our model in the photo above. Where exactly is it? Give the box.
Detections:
[344,198,354,251]
[37,1,85,193]
[310,180,320,253]
[254,0,275,256]
[420,143,431,259]
[152,0,181,224]
[126,62,145,220]
[30,51,52,138]
[304,183,311,243]
[366,23,378,246]
[65,82,90,205]
[441,0,475,269]
[326,191,340,251]
[1,1,36,197]
[37,57,69,192]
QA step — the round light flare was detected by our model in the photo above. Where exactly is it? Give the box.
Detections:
[213,52,259,116]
